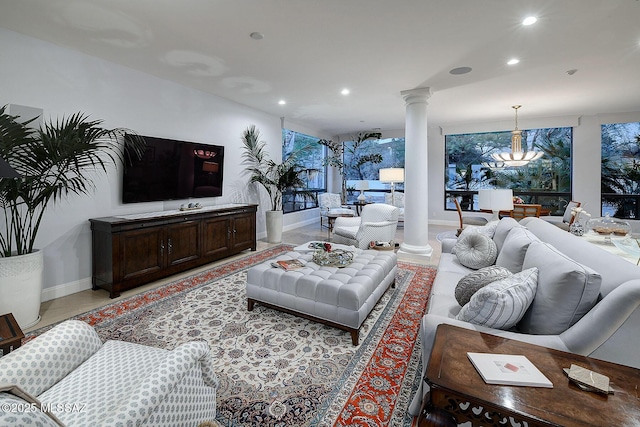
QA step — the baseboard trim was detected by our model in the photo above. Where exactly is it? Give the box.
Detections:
[41,277,92,302]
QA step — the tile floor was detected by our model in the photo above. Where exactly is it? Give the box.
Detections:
[27,221,455,332]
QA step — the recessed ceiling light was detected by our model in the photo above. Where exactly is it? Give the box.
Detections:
[250,32,264,40]
[522,16,537,26]
[507,58,520,65]
[449,66,472,75]
[341,88,350,95]
[278,99,286,105]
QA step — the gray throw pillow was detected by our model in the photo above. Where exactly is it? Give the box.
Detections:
[518,242,602,335]
[453,232,498,270]
[456,267,538,330]
[455,266,513,306]
[492,217,520,252]
[495,226,540,273]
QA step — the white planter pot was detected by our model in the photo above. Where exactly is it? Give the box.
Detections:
[265,210,283,243]
[0,250,43,329]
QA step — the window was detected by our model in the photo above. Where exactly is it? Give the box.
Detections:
[343,137,405,203]
[445,127,572,214]
[282,129,326,213]
[601,122,640,219]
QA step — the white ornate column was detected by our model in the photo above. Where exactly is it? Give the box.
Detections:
[398,87,432,262]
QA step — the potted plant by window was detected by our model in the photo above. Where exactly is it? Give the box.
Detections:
[0,105,144,328]
[241,125,314,243]
[318,131,382,204]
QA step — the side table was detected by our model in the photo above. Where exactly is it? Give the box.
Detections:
[419,324,640,427]
[0,312,25,356]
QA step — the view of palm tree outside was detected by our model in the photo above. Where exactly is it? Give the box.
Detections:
[282,129,325,213]
[445,128,572,215]
[601,122,640,219]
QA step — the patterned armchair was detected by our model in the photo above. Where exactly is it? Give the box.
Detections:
[332,203,400,249]
[318,192,355,227]
[0,320,219,427]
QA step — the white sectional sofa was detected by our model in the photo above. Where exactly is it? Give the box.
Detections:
[0,320,219,427]
[409,217,640,415]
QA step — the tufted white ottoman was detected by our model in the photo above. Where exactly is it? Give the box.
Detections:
[246,249,397,345]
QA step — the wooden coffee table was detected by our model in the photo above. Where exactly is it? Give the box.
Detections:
[419,324,640,427]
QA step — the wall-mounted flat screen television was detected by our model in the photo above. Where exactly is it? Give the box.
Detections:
[122,134,224,203]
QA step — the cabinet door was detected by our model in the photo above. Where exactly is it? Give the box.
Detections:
[166,220,201,267]
[120,226,164,281]
[202,216,231,258]
[231,213,256,251]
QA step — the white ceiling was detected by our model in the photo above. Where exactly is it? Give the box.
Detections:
[1,0,639,135]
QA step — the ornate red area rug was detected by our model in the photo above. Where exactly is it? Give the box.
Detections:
[28,245,435,427]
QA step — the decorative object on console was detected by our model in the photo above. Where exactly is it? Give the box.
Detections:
[0,105,145,328]
[491,105,544,167]
[478,189,514,222]
[379,168,404,206]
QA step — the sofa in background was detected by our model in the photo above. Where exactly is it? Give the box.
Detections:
[409,217,640,415]
[0,320,219,427]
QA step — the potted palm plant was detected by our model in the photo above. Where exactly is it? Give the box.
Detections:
[0,105,144,328]
[241,125,314,243]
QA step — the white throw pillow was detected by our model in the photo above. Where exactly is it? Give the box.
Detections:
[456,268,538,330]
[455,266,513,306]
[453,232,498,270]
[518,242,602,335]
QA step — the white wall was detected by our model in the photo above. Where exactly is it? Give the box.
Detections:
[0,28,327,298]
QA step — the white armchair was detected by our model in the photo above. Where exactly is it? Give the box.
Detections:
[332,203,400,249]
[0,320,219,427]
[318,192,355,228]
[384,192,405,223]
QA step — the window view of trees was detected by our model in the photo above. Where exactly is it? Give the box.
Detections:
[282,129,325,213]
[445,127,572,214]
[343,137,405,203]
[601,122,640,219]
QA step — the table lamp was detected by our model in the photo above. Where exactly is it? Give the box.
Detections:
[478,189,513,222]
[380,168,404,206]
[355,180,369,201]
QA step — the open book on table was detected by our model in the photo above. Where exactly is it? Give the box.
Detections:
[467,352,553,388]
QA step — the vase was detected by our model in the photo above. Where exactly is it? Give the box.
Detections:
[266,210,283,243]
[0,249,43,328]
[569,222,584,236]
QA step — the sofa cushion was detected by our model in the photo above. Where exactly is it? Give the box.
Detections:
[492,217,520,252]
[518,242,602,335]
[453,232,498,270]
[495,226,540,273]
[456,268,538,330]
[455,266,513,306]
[459,220,500,239]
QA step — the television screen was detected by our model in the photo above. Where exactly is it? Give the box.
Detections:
[122,135,224,203]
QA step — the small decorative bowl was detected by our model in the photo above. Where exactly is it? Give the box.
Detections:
[312,248,353,267]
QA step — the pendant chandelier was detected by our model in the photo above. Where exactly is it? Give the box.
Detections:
[491,105,543,167]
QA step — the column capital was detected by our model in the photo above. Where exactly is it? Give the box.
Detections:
[400,87,432,105]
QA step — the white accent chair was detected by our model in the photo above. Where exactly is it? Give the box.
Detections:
[0,320,219,427]
[384,192,405,223]
[332,203,400,249]
[542,200,581,231]
[318,192,355,228]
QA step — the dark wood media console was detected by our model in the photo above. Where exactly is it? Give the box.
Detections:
[90,204,257,298]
